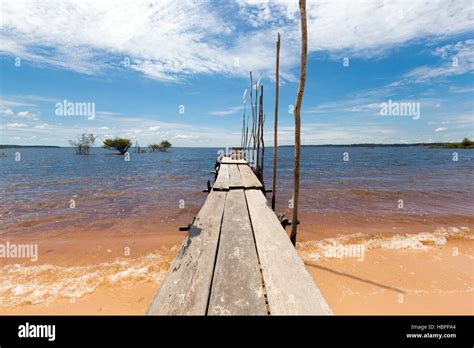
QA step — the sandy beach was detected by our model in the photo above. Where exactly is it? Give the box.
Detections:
[1,209,472,315]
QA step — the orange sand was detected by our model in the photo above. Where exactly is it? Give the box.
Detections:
[303,239,473,315]
[1,218,473,315]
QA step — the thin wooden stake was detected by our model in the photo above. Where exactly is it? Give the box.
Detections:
[256,85,262,179]
[259,86,265,182]
[255,77,260,175]
[241,88,248,150]
[249,72,256,164]
[291,0,307,246]
[272,32,280,211]
[241,106,245,149]
[261,113,265,182]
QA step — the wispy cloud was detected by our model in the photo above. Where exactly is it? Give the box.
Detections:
[16,111,39,121]
[403,40,474,83]
[34,123,50,129]
[1,0,472,81]
[0,109,14,116]
[6,123,28,128]
[449,86,474,94]
[208,105,244,116]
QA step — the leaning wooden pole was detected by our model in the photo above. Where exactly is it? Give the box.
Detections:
[290,0,307,246]
[271,32,280,211]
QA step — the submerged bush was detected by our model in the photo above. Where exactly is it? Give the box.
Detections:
[102,138,132,155]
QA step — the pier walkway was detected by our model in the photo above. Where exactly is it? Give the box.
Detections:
[147,157,331,315]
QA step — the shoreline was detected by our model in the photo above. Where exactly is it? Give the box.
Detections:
[1,218,472,315]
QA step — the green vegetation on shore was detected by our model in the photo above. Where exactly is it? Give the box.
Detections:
[429,138,474,149]
[277,139,474,148]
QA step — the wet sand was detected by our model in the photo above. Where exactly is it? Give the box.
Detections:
[301,238,473,315]
[0,213,186,313]
[1,211,472,315]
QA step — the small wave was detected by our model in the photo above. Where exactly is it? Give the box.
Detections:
[0,252,172,307]
[297,226,473,262]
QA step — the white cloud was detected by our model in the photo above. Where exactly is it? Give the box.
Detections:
[403,40,474,83]
[208,106,244,116]
[148,125,161,131]
[345,103,381,113]
[16,110,39,121]
[172,134,199,139]
[1,0,472,81]
[435,127,448,132]
[449,86,474,94]
[12,95,59,103]
[0,109,14,116]
[7,123,27,128]
[0,98,35,108]
[239,0,473,48]
[34,123,50,129]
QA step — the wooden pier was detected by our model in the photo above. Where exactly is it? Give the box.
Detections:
[147,157,331,315]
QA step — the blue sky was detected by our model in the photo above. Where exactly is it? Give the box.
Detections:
[0,0,473,147]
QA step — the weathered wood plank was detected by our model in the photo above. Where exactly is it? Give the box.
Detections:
[147,191,226,315]
[245,190,332,315]
[238,164,262,189]
[208,190,267,315]
[228,164,244,189]
[213,164,229,191]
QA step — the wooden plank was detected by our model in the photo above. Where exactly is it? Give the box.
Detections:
[213,164,229,191]
[238,164,262,189]
[245,190,332,315]
[228,164,244,189]
[208,189,267,315]
[147,191,226,315]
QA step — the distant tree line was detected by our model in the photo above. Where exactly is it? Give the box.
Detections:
[430,138,474,149]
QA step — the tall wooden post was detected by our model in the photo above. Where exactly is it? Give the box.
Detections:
[255,78,260,175]
[259,85,264,182]
[290,0,307,246]
[249,72,255,166]
[272,32,280,211]
[241,102,245,149]
[242,88,248,150]
[244,89,249,152]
